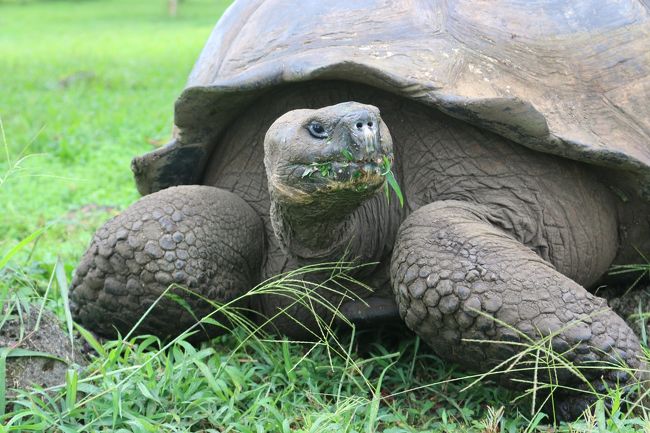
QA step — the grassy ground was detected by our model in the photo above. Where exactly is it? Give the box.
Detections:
[1,1,650,431]
[1,0,224,265]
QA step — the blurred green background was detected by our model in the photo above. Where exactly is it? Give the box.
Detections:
[1,0,232,266]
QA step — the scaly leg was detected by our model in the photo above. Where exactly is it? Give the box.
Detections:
[70,185,264,340]
[391,200,644,420]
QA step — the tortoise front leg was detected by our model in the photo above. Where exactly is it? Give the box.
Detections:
[390,200,643,420]
[70,185,264,340]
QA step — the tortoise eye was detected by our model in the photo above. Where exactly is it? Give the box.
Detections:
[307,122,328,139]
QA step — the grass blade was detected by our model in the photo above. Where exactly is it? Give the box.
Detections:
[0,227,45,270]
[384,170,403,208]
[5,348,67,362]
[55,256,75,349]
[65,368,79,412]
[74,322,106,357]
[0,347,8,417]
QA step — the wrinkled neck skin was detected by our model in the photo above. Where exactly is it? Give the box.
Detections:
[268,183,395,270]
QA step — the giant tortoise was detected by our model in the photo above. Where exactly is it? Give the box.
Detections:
[70,0,650,420]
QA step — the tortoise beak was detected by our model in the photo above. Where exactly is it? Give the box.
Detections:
[361,126,379,153]
[346,109,381,159]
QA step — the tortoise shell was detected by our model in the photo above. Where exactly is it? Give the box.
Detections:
[132,0,650,199]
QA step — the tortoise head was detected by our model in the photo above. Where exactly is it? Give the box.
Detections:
[264,102,394,209]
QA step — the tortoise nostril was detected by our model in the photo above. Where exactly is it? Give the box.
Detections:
[367,121,373,127]
[356,122,363,129]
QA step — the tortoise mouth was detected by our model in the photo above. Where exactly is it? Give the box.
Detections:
[285,154,391,194]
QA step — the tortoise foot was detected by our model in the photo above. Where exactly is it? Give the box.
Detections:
[391,200,645,421]
[70,185,264,340]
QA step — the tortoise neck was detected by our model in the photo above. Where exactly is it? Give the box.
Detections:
[269,192,394,267]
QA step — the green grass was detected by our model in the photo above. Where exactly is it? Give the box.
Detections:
[1,0,227,266]
[2,1,650,431]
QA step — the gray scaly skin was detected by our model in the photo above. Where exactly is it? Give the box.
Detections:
[391,201,641,420]
[70,88,645,420]
[71,186,264,339]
